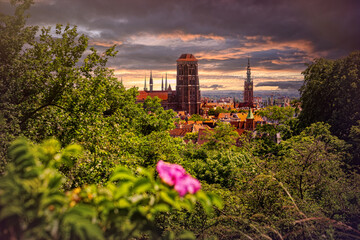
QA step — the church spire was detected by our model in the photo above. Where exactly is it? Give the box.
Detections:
[244,57,254,107]
[165,72,168,90]
[144,74,147,91]
[150,70,153,92]
[246,58,252,83]
[161,76,164,91]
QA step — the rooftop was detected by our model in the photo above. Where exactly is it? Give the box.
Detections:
[137,91,169,101]
[177,54,198,62]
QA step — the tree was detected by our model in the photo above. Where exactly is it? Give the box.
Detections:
[201,122,238,150]
[257,105,295,124]
[0,2,176,181]
[189,114,208,122]
[278,122,349,200]
[137,96,176,136]
[254,106,297,157]
[0,0,38,170]
[299,51,360,164]
[207,107,229,117]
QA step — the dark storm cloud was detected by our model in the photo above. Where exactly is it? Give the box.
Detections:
[256,81,304,90]
[1,0,359,89]
[2,0,357,52]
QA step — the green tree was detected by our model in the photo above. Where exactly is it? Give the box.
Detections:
[299,51,360,164]
[0,0,38,170]
[183,132,198,142]
[207,107,229,117]
[137,96,176,136]
[189,114,207,122]
[0,2,176,182]
[254,106,297,157]
[201,122,239,150]
[257,105,295,124]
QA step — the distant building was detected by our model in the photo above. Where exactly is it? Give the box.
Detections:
[243,58,254,107]
[237,58,254,108]
[137,54,201,115]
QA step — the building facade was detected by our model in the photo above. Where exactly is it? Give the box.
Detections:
[136,54,201,115]
[176,54,201,115]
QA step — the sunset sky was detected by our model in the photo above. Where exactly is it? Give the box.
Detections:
[1,0,359,93]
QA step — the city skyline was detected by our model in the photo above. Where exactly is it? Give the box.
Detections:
[1,0,359,92]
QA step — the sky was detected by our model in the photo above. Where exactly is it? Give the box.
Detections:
[1,0,359,94]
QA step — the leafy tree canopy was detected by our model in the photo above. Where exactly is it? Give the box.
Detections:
[299,51,360,163]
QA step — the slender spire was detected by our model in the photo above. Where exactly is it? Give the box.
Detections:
[246,57,252,83]
[150,70,153,92]
[165,72,168,90]
[161,76,164,91]
[144,74,147,91]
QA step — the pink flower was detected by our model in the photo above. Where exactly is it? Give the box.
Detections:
[156,160,201,197]
[174,174,201,197]
[156,160,186,186]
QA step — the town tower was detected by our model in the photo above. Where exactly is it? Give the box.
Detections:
[244,58,253,107]
[176,54,201,114]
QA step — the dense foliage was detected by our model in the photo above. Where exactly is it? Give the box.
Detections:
[1,1,360,239]
[0,138,220,239]
[299,51,360,164]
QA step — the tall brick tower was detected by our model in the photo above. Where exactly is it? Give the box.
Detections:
[244,58,253,107]
[176,54,201,115]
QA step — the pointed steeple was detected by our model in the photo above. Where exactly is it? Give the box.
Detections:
[165,72,168,90]
[167,84,172,91]
[144,74,148,91]
[161,76,164,91]
[150,70,153,92]
[246,58,252,83]
[246,107,254,119]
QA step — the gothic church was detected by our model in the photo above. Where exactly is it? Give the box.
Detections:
[137,54,201,115]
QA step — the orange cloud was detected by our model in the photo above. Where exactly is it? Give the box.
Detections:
[158,30,225,42]
[91,40,123,48]
[197,36,317,62]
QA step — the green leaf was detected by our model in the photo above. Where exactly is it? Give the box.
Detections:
[151,203,170,213]
[207,192,223,209]
[48,174,64,189]
[110,167,136,182]
[160,191,176,207]
[132,177,152,194]
[0,205,23,220]
[114,182,132,199]
[62,213,104,240]
[67,204,97,218]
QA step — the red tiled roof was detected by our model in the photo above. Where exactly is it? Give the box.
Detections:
[177,54,198,62]
[137,91,168,101]
[169,128,192,137]
[218,113,231,119]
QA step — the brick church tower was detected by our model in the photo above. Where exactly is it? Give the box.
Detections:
[244,58,253,107]
[176,54,201,115]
